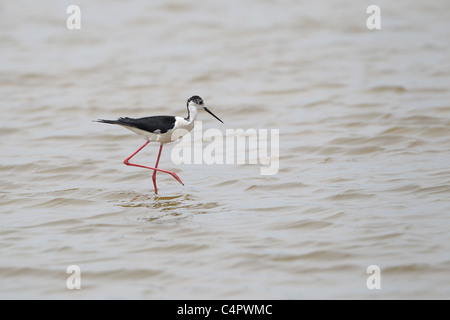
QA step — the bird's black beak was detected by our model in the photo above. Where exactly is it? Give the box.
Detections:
[204,107,223,123]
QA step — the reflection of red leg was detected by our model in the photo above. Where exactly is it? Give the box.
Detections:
[123,140,184,193]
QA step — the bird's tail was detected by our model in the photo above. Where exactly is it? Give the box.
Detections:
[95,119,121,125]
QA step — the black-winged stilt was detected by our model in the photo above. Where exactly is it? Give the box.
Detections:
[96,95,223,194]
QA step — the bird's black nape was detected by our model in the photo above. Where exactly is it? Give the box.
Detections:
[187,95,204,106]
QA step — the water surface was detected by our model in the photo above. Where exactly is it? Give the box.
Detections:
[1,0,450,299]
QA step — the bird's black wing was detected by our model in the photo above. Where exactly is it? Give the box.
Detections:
[97,116,177,134]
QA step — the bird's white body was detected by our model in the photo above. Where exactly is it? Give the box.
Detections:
[119,102,199,143]
[121,116,195,144]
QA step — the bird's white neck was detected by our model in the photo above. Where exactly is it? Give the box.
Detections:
[185,103,199,124]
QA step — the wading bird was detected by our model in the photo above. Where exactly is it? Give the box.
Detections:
[96,96,223,194]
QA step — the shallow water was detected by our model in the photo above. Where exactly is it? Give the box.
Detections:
[1,0,450,299]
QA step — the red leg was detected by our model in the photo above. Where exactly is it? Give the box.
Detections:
[152,144,164,194]
[123,140,184,192]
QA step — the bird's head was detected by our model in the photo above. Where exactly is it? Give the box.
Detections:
[187,95,223,123]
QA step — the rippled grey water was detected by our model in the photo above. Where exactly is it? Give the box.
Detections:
[1,0,450,299]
